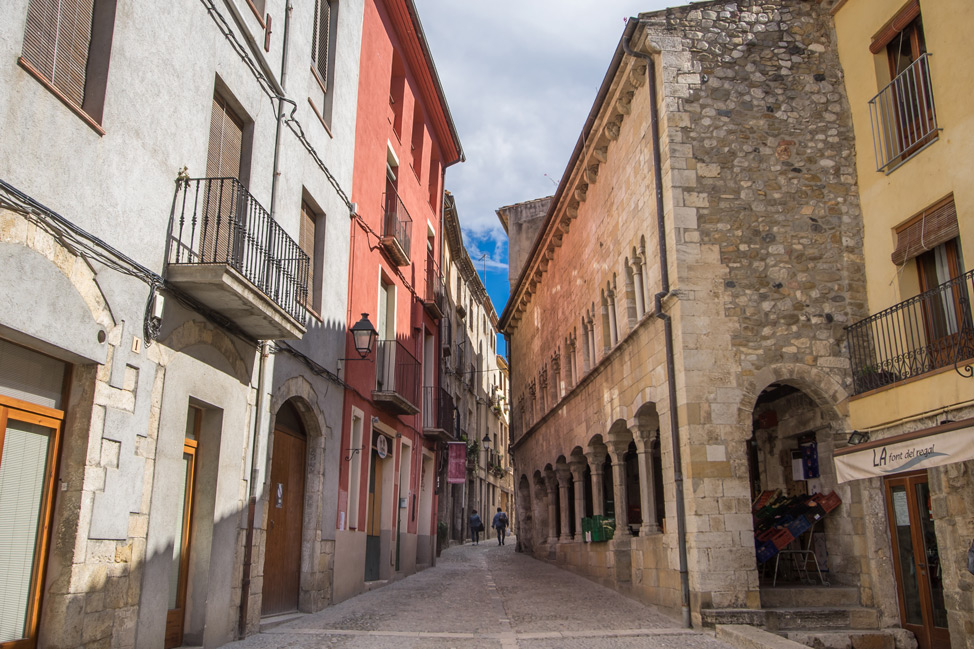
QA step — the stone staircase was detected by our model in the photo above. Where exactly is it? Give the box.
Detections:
[701,586,917,649]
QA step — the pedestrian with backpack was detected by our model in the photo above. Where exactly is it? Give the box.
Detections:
[469,510,483,545]
[492,507,509,546]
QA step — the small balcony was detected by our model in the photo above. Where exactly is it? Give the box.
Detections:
[846,268,974,395]
[424,259,446,320]
[381,187,412,267]
[373,339,421,414]
[422,386,456,441]
[166,177,308,339]
[868,53,939,174]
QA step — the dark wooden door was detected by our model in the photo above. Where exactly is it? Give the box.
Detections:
[884,472,950,649]
[261,429,306,616]
[202,95,244,263]
[365,446,383,581]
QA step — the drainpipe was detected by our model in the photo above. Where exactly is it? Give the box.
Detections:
[623,21,691,629]
[239,2,292,637]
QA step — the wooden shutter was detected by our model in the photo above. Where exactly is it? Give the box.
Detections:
[313,0,331,86]
[870,0,921,54]
[205,95,243,180]
[22,0,96,107]
[299,203,316,310]
[891,196,959,265]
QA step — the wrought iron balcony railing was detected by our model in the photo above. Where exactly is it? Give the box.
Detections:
[424,258,446,319]
[846,268,974,394]
[869,53,939,174]
[167,177,309,333]
[373,339,421,414]
[422,386,456,441]
[381,187,412,266]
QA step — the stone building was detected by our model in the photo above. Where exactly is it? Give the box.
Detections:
[827,1,974,648]
[0,0,364,646]
[437,192,512,545]
[498,1,921,645]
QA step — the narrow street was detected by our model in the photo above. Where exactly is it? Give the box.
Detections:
[231,539,737,649]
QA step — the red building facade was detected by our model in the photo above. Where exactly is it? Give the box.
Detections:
[334,0,462,601]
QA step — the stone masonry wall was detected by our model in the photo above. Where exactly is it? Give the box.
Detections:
[638,0,868,612]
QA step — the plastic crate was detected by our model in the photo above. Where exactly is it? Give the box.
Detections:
[813,491,841,513]
[771,527,795,550]
[756,539,779,564]
[786,514,812,538]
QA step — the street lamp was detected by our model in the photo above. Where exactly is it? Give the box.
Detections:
[482,432,491,445]
[349,313,378,359]
[847,430,869,446]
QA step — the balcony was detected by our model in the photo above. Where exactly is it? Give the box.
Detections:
[381,188,412,266]
[424,259,446,319]
[166,177,308,339]
[422,386,455,441]
[373,339,421,414]
[846,269,974,394]
[868,53,939,174]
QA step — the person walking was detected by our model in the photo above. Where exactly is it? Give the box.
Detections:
[469,509,483,545]
[492,507,509,545]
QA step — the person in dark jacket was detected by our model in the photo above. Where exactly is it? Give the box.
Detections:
[492,507,509,545]
[469,510,483,545]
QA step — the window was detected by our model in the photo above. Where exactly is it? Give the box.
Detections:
[868,1,937,172]
[312,0,334,86]
[299,201,323,313]
[411,106,425,178]
[389,51,405,139]
[428,153,441,210]
[311,0,337,126]
[20,0,117,129]
[893,196,971,369]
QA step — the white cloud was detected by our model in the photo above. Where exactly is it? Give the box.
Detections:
[413,0,677,308]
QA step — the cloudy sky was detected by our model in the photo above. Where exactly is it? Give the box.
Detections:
[413,0,675,321]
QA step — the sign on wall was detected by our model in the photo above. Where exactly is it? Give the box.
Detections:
[834,424,974,483]
[447,442,466,484]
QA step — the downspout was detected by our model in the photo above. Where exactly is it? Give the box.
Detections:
[623,21,691,629]
[239,1,292,637]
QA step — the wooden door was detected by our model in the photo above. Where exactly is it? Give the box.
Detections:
[0,396,62,649]
[917,239,971,368]
[261,428,306,616]
[884,472,950,649]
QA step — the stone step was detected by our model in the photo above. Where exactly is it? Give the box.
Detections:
[761,585,860,609]
[767,606,882,631]
[702,605,882,631]
[781,628,918,649]
[716,624,809,649]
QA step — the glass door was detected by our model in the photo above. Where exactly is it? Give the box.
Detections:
[0,398,62,649]
[884,472,950,649]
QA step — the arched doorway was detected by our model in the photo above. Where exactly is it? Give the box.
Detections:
[262,400,307,615]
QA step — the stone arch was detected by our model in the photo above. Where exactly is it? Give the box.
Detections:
[162,320,250,384]
[606,418,632,444]
[739,363,850,431]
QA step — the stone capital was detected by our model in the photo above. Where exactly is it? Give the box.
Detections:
[584,448,607,472]
[606,437,632,462]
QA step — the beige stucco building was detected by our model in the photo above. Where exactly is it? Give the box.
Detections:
[497,1,953,646]
[828,1,974,648]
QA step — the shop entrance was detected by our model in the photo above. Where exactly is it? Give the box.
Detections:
[883,472,950,649]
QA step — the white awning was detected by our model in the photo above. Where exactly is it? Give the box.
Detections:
[834,423,974,483]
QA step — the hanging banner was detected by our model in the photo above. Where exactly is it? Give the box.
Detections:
[834,424,974,483]
[447,442,467,484]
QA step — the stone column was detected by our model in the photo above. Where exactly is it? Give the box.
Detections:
[569,458,587,542]
[634,428,661,535]
[584,448,607,516]
[632,258,646,316]
[544,471,559,544]
[606,440,630,535]
[555,465,572,542]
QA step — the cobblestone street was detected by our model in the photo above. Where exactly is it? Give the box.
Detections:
[229,538,737,649]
